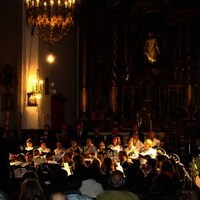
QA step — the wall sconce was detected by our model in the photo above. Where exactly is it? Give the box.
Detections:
[27,69,44,107]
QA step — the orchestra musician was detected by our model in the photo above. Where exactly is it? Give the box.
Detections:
[37,139,51,156]
[83,137,97,158]
[124,138,139,160]
[106,126,124,146]
[54,140,67,162]
[131,132,144,152]
[96,141,106,156]
[129,122,144,143]
[106,136,123,161]
[139,139,157,159]
[148,131,161,148]
[20,138,35,154]
[67,139,82,155]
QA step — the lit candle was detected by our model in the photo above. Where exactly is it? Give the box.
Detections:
[36,0,40,7]
[50,0,54,6]
[82,88,87,112]
[44,1,47,7]
[26,0,29,7]
[32,79,37,92]
[57,0,61,6]
[65,1,68,8]
[186,84,192,103]
[39,80,44,92]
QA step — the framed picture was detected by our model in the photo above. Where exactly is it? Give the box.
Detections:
[27,93,37,107]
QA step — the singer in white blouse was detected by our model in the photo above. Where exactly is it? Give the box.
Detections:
[83,137,97,158]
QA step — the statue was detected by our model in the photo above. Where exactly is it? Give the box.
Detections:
[144,32,160,64]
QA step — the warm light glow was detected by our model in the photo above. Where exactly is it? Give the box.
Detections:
[46,53,55,64]
[28,69,44,105]
[82,88,87,112]
[111,86,117,112]
[25,0,76,45]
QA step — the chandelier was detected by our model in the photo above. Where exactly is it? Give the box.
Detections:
[25,0,76,46]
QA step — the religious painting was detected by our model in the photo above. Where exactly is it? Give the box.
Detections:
[27,93,37,107]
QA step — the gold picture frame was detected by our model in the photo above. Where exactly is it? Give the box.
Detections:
[27,93,37,107]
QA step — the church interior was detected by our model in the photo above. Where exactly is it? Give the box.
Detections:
[1,0,200,199]
[0,0,200,174]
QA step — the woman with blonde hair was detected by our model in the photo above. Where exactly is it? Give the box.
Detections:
[139,139,157,159]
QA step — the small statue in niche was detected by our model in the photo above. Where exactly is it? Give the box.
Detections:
[144,32,160,64]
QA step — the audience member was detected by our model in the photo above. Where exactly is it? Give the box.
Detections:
[19,178,44,200]
[0,191,8,200]
[143,158,157,191]
[126,160,146,195]
[64,175,92,200]
[117,150,131,176]
[0,127,10,191]
[143,159,181,200]
[79,163,104,199]
[50,192,66,200]
[72,154,89,181]
[97,170,139,200]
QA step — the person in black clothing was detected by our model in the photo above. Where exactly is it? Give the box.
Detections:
[40,123,56,149]
[0,127,10,191]
[91,126,104,148]
[143,158,157,191]
[118,150,131,176]
[106,126,124,146]
[57,122,72,149]
[129,122,144,143]
[72,122,88,147]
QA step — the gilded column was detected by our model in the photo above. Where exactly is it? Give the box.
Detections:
[79,25,88,118]
[110,25,119,113]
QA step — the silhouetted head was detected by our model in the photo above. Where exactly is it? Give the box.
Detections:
[109,170,125,189]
